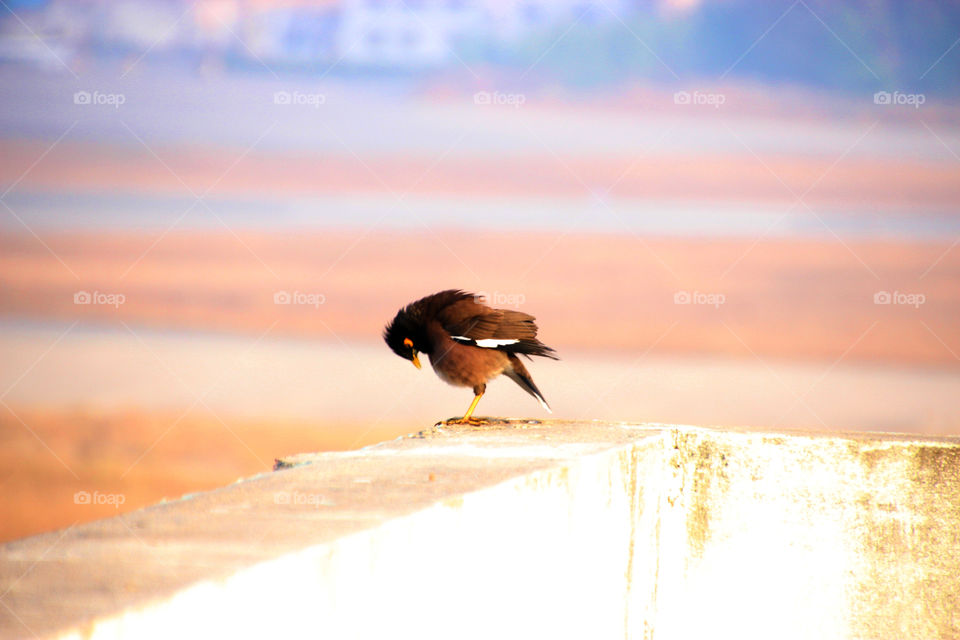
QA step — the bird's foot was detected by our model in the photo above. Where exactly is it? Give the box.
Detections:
[441,416,491,427]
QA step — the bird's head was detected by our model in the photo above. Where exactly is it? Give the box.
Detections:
[383,306,428,370]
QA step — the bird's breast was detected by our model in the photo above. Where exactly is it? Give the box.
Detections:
[428,340,507,388]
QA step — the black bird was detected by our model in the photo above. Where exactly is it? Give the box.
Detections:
[384,290,558,423]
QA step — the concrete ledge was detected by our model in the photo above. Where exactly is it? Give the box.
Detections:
[1,422,958,639]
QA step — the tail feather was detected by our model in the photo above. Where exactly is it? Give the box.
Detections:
[505,354,552,413]
[505,339,559,360]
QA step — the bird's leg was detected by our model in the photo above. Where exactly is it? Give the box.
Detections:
[461,391,483,421]
[445,385,487,425]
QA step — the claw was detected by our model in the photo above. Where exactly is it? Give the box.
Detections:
[443,416,490,427]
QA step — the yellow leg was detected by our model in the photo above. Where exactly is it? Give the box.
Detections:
[461,392,484,421]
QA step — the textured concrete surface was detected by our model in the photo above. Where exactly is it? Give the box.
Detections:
[0,422,958,639]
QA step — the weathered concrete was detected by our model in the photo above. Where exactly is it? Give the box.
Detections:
[1,422,958,639]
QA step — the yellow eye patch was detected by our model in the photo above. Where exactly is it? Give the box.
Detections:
[403,338,414,348]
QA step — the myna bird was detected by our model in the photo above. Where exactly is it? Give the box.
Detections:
[384,290,558,424]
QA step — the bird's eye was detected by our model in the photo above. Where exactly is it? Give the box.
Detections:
[403,337,414,348]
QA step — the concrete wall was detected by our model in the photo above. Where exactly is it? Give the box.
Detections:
[1,422,957,639]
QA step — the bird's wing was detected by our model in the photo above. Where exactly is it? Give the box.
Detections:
[437,298,532,339]
[437,298,558,359]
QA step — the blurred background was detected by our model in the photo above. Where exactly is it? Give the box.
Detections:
[1,0,959,541]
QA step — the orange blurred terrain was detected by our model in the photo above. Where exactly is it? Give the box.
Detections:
[0,407,404,542]
[2,229,958,365]
[1,137,959,209]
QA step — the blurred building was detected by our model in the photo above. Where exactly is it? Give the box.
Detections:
[336,0,482,68]
[335,0,628,68]
[0,0,633,70]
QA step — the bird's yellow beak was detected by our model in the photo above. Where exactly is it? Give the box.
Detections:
[411,350,422,369]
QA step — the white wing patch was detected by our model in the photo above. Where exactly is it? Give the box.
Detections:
[475,338,520,348]
[450,336,520,349]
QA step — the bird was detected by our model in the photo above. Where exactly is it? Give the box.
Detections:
[383,289,558,424]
